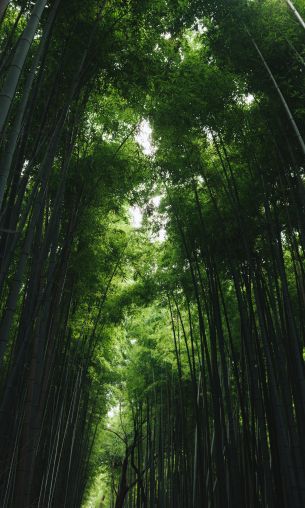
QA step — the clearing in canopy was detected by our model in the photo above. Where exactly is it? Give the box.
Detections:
[1,0,305,507]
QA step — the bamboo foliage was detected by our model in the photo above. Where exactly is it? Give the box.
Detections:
[0,1,177,505]
[0,0,49,134]
[105,2,305,507]
[1,1,305,507]
[284,0,305,30]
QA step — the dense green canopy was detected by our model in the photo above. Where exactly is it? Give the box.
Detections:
[0,1,305,507]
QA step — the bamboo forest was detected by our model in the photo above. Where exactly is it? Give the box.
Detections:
[2,0,305,507]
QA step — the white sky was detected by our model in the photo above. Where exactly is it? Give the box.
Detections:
[130,119,154,230]
[245,93,254,105]
[107,404,119,420]
[130,205,142,228]
[135,119,156,156]
[129,196,166,242]
[130,121,166,241]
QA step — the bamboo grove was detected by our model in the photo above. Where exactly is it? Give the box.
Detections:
[0,1,305,507]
